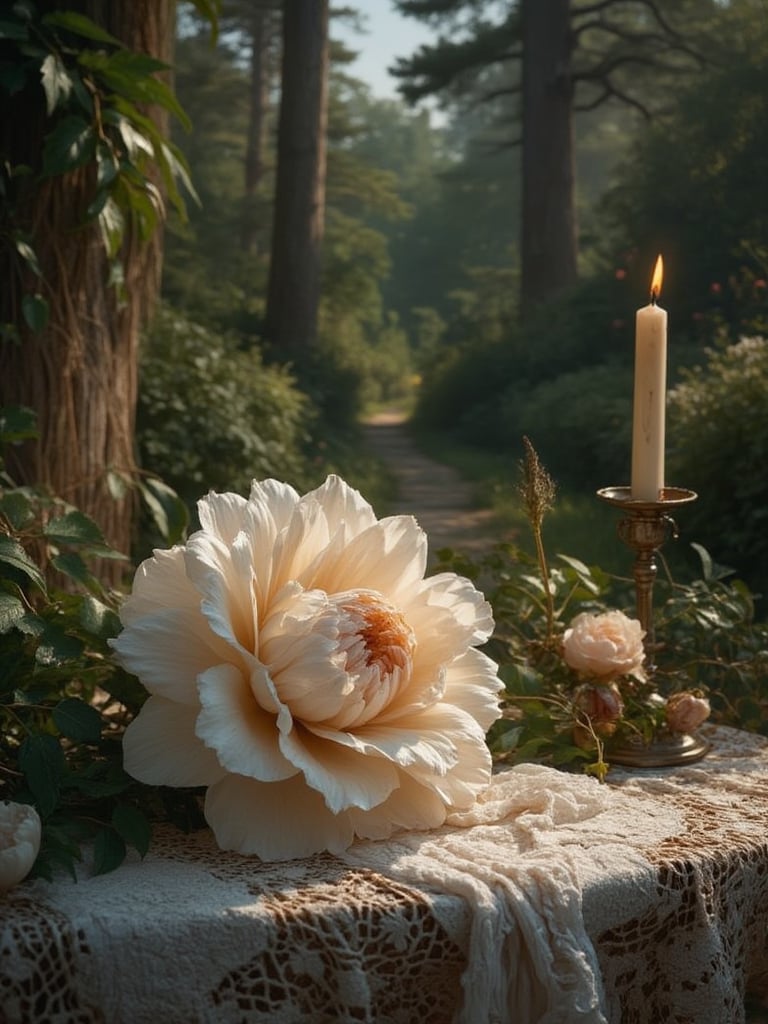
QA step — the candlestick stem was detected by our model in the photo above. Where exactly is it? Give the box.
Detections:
[597,487,697,671]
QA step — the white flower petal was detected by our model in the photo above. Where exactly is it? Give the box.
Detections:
[119,547,198,625]
[314,516,427,598]
[303,474,377,539]
[405,574,494,681]
[110,608,234,704]
[348,772,448,840]
[123,697,227,787]
[248,478,301,532]
[197,490,249,545]
[311,702,485,778]
[205,773,354,859]
[196,665,297,782]
[267,500,332,605]
[279,724,400,814]
[442,647,505,731]
[401,712,494,809]
[185,532,257,657]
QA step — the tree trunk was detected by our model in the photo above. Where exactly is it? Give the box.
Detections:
[0,0,173,581]
[264,0,329,358]
[241,5,273,253]
[520,0,577,318]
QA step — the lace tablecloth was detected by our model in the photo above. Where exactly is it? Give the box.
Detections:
[2,725,768,1024]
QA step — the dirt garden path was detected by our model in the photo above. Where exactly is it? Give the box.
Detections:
[361,411,508,560]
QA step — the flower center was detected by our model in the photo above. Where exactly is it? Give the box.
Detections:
[329,590,416,728]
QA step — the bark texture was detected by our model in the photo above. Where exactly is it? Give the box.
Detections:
[0,0,173,578]
[520,0,577,317]
[264,0,329,357]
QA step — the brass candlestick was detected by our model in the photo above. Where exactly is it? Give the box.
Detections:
[596,485,709,767]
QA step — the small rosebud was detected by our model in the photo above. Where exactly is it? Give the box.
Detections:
[574,682,624,723]
[665,692,710,734]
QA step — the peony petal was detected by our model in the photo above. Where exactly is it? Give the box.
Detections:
[110,608,235,704]
[266,499,332,606]
[197,490,249,545]
[400,710,494,809]
[303,475,377,540]
[196,664,297,782]
[404,574,494,683]
[441,647,504,731]
[205,773,354,859]
[278,723,400,814]
[248,478,301,533]
[259,585,352,723]
[313,516,427,598]
[185,532,257,659]
[123,697,227,787]
[348,771,448,840]
[309,702,482,776]
[119,547,198,625]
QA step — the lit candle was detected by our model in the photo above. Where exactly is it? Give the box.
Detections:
[631,255,667,501]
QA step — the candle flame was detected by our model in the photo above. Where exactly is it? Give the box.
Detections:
[650,254,664,302]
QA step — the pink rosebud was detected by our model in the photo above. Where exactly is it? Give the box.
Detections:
[614,268,627,281]
[574,682,624,723]
[710,281,722,295]
[665,692,710,734]
[754,279,766,290]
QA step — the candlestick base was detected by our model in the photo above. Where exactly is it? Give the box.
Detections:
[607,730,710,768]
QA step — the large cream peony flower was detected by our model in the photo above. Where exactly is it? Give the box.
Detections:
[112,476,503,861]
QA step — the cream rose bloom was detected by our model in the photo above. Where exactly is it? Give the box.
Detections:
[563,610,646,682]
[112,476,503,861]
[0,801,41,892]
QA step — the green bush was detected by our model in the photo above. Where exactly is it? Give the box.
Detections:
[137,308,312,509]
[513,363,634,490]
[667,335,768,598]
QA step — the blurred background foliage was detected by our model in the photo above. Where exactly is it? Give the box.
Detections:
[136,0,768,603]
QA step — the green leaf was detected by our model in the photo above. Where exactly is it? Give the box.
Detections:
[35,622,84,665]
[0,535,46,593]
[112,804,151,858]
[40,53,72,115]
[42,10,121,47]
[0,592,26,633]
[41,115,95,176]
[138,476,188,545]
[19,734,65,818]
[115,118,154,161]
[92,826,126,875]
[106,468,129,500]
[21,293,49,332]
[0,489,35,530]
[0,404,37,442]
[97,196,125,259]
[50,551,99,591]
[95,141,119,190]
[44,509,106,547]
[53,698,102,744]
[14,235,42,277]
[79,595,121,640]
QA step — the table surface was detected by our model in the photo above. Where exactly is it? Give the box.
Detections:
[2,725,768,1024]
